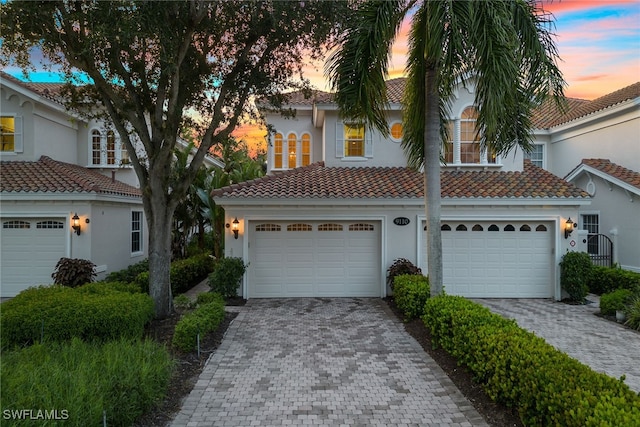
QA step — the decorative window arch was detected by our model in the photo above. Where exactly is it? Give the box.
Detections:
[441,224,451,231]
[504,224,515,231]
[456,224,468,231]
[89,128,128,167]
[443,106,497,166]
[272,132,311,170]
[287,133,297,169]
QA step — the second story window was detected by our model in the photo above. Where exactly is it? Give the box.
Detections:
[1,116,23,153]
[344,124,364,157]
[442,106,497,166]
[272,132,312,170]
[524,144,544,168]
[90,129,129,167]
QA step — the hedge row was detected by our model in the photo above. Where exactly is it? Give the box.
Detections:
[133,253,215,294]
[393,274,430,321]
[105,258,149,283]
[172,293,226,352]
[423,295,640,426]
[1,284,154,349]
[588,266,640,295]
[600,289,635,316]
[1,338,172,426]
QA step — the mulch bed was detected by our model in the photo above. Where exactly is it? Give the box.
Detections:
[136,297,522,426]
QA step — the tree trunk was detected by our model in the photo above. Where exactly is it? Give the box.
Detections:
[424,67,443,296]
[146,188,174,319]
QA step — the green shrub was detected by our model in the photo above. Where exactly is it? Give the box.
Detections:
[1,285,154,349]
[600,289,634,316]
[77,280,142,294]
[588,265,640,295]
[51,257,96,287]
[393,274,430,321]
[560,251,593,302]
[196,291,225,306]
[135,271,151,293]
[208,257,247,298]
[172,297,225,352]
[422,295,640,426]
[624,296,640,331]
[386,258,422,291]
[174,294,195,310]
[1,338,172,426]
[170,253,215,294]
[105,258,149,283]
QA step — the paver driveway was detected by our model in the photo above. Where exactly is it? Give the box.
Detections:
[172,298,487,426]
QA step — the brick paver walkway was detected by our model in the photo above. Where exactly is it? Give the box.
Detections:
[476,297,640,393]
[171,298,487,426]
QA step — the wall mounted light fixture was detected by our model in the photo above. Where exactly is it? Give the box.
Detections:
[564,217,577,239]
[72,213,81,236]
[226,217,240,239]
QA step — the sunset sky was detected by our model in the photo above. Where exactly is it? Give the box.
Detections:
[5,0,639,151]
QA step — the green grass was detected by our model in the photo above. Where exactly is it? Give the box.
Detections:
[1,338,173,426]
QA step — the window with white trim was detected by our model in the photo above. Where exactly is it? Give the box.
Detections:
[272,132,312,170]
[1,116,23,153]
[389,122,403,142]
[523,144,544,168]
[131,211,143,254]
[90,129,129,167]
[581,214,599,255]
[336,122,372,159]
[443,106,497,165]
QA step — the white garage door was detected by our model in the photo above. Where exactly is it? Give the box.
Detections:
[249,221,380,298]
[1,218,67,297]
[423,221,553,298]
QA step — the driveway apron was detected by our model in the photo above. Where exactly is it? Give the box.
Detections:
[171,298,487,426]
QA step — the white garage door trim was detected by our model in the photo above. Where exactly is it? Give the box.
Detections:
[1,215,70,297]
[417,216,558,298]
[246,217,385,298]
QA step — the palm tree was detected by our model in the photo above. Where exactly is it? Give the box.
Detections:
[326,0,565,296]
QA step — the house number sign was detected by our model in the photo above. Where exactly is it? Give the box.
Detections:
[393,217,410,226]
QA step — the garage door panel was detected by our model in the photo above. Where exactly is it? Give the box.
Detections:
[1,218,67,297]
[425,221,553,298]
[250,221,380,298]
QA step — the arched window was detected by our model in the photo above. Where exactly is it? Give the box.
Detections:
[488,224,499,231]
[301,133,311,166]
[520,225,531,232]
[287,133,297,168]
[441,224,451,231]
[390,122,403,142]
[504,224,515,231]
[460,107,480,163]
[456,224,468,231]
[472,224,483,231]
[273,133,283,169]
[91,130,102,165]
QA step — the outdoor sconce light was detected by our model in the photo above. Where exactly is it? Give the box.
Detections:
[72,213,81,236]
[564,217,577,239]
[226,217,240,239]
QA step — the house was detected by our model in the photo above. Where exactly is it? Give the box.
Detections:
[528,83,640,272]
[213,78,598,300]
[0,72,222,297]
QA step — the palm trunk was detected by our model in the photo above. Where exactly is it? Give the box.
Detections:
[424,67,443,296]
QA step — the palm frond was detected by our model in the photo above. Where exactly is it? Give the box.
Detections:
[325,0,409,135]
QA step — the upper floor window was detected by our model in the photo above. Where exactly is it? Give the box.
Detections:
[523,144,544,168]
[336,123,372,159]
[272,132,312,170]
[1,116,23,153]
[131,210,143,254]
[390,122,403,142]
[90,129,129,167]
[443,106,497,166]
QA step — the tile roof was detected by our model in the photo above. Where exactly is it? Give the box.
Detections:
[212,161,589,201]
[0,156,141,198]
[1,71,66,103]
[279,77,639,130]
[571,159,640,190]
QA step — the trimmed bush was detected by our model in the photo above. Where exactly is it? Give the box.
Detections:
[393,274,430,321]
[1,285,154,349]
[170,253,215,294]
[560,251,593,302]
[600,289,634,316]
[1,338,172,426]
[51,257,96,287]
[588,265,640,295]
[196,291,225,306]
[105,258,149,283]
[386,258,422,291]
[208,257,247,298]
[422,295,640,426]
[172,296,225,352]
[77,280,143,294]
